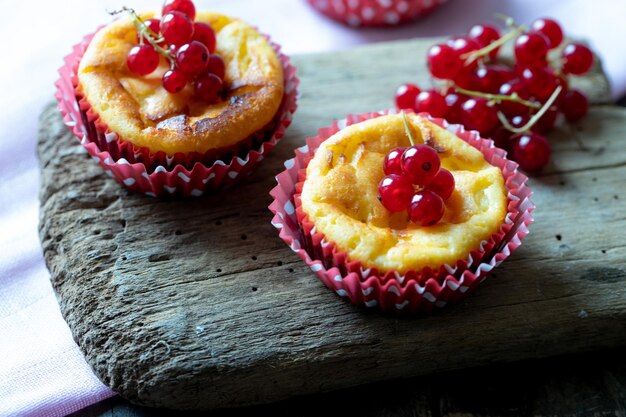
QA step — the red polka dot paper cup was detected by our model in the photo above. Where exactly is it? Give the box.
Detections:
[55,30,298,198]
[269,110,534,314]
[307,0,448,27]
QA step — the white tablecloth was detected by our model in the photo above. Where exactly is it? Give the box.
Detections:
[1,1,624,416]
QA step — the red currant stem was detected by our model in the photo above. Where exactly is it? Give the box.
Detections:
[494,13,519,29]
[454,86,541,109]
[400,111,416,146]
[462,26,525,64]
[497,85,563,134]
[109,7,175,67]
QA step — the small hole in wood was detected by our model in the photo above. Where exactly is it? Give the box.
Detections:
[121,256,127,261]
[94,230,101,235]
[120,219,126,228]
[55,235,63,242]
[215,220,222,226]
[251,256,257,260]
[593,197,599,202]
[277,261,283,266]
[288,268,294,273]
[251,287,258,292]
[555,234,562,241]
[241,234,247,240]
[174,230,182,235]
[216,268,222,273]
[601,249,607,254]
[614,195,619,200]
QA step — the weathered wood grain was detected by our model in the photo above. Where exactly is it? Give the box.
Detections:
[39,38,624,410]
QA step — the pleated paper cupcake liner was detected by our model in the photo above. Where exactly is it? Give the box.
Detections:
[306,0,448,27]
[55,29,299,197]
[269,109,534,313]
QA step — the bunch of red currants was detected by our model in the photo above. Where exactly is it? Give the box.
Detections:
[394,17,594,172]
[122,0,226,103]
[378,115,454,226]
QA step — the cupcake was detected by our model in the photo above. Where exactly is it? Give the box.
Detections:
[270,110,534,313]
[56,0,298,197]
[306,0,448,27]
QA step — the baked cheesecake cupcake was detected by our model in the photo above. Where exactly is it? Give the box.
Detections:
[270,110,534,313]
[56,0,298,196]
[307,0,449,27]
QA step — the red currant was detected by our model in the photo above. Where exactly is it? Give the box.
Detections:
[560,90,588,122]
[162,69,188,93]
[490,127,513,152]
[206,54,226,79]
[514,32,549,65]
[447,37,481,68]
[194,73,223,103]
[530,18,563,49]
[453,69,477,90]
[461,98,499,134]
[443,92,465,124]
[533,106,559,133]
[519,66,557,101]
[468,24,500,59]
[408,190,445,226]
[498,81,532,117]
[474,65,506,94]
[427,44,462,80]
[490,64,516,84]
[383,147,406,175]
[426,169,455,200]
[162,0,196,20]
[378,174,414,212]
[562,43,594,75]
[395,84,421,110]
[192,22,217,53]
[137,18,161,43]
[161,11,194,46]
[127,44,160,75]
[176,41,210,76]
[510,132,551,172]
[509,114,530,130]
[401,145,441,186]
[414,90,447,118]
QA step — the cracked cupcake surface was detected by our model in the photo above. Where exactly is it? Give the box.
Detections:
[78,11,284,154]
[300,113,507,274]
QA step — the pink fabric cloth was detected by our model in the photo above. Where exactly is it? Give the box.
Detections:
[1,1,623,416]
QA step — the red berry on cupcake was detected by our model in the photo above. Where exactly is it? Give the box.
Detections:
[120,2,228,104]
[377,112,454,226]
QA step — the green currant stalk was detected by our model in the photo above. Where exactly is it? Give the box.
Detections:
[494,13,521,29]
[497,85,563,134]
[454,86,541,110]
[109,7,175,68]
[461,25,525,65]
[400,111,416,146]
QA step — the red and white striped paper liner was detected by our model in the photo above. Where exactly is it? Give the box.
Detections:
[55,29,299,197]
[306,0,448,27]
[269,110,534,313]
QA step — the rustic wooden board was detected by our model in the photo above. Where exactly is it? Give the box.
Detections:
[39,38,625,410]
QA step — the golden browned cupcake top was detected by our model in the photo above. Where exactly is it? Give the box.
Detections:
[301,114,508,274]
[78,11,284,154]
